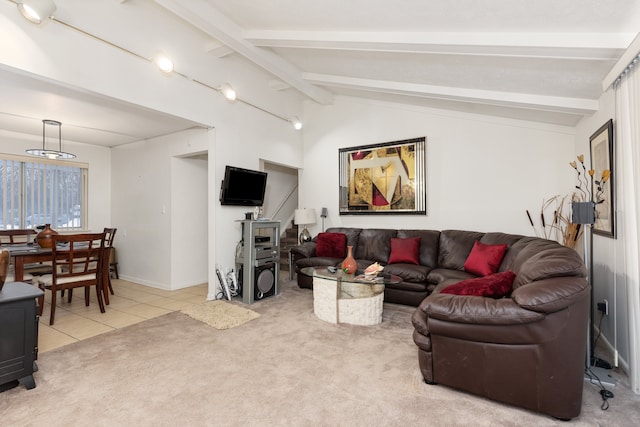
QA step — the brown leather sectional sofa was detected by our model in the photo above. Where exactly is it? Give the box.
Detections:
[292,227,590,419]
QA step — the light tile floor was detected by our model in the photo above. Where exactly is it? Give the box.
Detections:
[38,279,209,353]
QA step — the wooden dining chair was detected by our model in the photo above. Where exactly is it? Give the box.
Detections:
[103,228,117,299]
[38,232,107,325]
[0,229,36,245]
[0,248,9,292]
[0,229,47,284]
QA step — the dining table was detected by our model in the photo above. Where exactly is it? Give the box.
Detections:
[6,243,112,305]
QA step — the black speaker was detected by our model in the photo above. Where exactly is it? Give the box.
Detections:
[238,263,277,301]
[254,262,276,300]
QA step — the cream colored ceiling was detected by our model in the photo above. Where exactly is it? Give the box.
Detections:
[2,0,640,146]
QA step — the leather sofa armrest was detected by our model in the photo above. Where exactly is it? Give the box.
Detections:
[417,293,545,326]
[415,276,589,327]
[290,242,316,259]
[511,276,589,314]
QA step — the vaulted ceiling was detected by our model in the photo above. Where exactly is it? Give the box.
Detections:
[182,0,639,126]
[2,0,640,146]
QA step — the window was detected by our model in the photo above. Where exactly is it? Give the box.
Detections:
[0,155,87,230]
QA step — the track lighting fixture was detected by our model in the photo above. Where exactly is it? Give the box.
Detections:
[219,83,237,101]
[153,53,174,73]
[16,0,56,24]
[15,5,302,130]
[291,116,303,130]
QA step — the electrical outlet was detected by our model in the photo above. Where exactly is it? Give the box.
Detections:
[597,300,609,315]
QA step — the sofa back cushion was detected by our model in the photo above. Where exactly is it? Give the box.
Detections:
[397,229,440,268]
[354,228,397,263]
[478,232,525,272]
[325,227,362,251]
[438,230,485,270]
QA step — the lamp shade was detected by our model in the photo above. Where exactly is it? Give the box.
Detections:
[294,208,316,225]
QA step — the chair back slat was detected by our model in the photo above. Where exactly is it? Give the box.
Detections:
[0,229,36,245]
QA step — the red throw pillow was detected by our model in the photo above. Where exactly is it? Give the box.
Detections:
[315,232,347,258]
[464,241,508,276]
[388,237,421,265]
[440,271,516,298]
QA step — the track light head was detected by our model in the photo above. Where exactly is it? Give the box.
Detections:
[219,83,237,101]
[153,53,174,73]
[17,0,56,24]
[291,116,303,130]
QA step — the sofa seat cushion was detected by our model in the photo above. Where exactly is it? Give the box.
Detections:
[383,263,430,283]
[463,241,508,276]
[388,237,421,264]
[385,279,431,293]
[315,232,347,258]
[427,268,476,285]
[440,271,516,298]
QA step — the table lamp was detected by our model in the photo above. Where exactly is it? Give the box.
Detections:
[294,208,316,244]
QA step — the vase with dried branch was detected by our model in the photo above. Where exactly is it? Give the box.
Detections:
[526,194,583,249]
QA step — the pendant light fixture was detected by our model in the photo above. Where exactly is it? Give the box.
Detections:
[26,119,76,160]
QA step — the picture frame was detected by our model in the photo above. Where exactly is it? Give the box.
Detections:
[589,119,615,238]
[338,137,426,215]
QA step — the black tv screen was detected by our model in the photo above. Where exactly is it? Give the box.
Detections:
[220,166,268,206]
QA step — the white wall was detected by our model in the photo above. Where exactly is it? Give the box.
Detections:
[0,130,111,231]
[302,96,576,237]
[111,128,212,290]
[171,155,208,288]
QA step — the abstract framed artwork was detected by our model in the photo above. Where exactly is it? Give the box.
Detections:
[589,119,615,238]
[338,137,426,215]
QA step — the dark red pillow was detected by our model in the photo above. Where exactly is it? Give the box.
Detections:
[388,237,421,265]
[315,232,347,258]
[440,271,516,298]
[464,241,508,276]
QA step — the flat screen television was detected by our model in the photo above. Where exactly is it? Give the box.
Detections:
[219,165,268,206]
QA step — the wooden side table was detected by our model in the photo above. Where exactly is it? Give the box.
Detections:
[0,282,43,391]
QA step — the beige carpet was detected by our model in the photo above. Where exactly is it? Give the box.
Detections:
[180,300,260,329]
[1,278,639,426]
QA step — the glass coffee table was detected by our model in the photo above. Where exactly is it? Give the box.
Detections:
[301,267,402,325]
